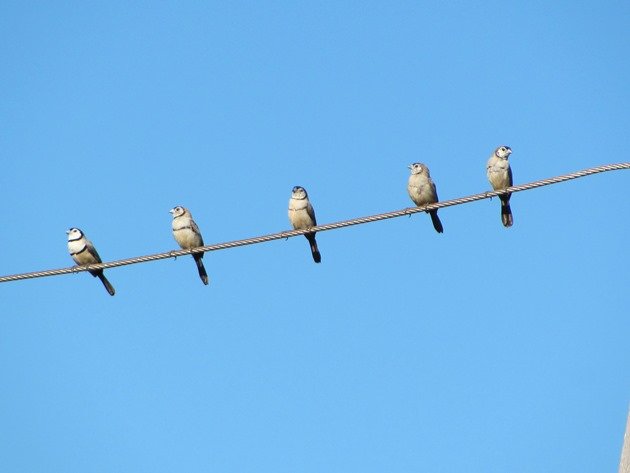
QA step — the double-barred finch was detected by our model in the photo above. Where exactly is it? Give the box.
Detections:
[288,186,321,263]
[407,162,444,233]
[170,206,209,285]
[67,228,115,296]
[486,145,514,227]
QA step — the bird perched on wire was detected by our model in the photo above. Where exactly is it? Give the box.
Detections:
[407,162,443,233]
[288,186,321,263]
[67,227,115,296]
[486,145,514,227]
[170,206,209,285]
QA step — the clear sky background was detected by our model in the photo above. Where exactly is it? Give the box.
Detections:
[1,1,629,472]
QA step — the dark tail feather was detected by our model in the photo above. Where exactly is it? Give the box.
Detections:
[500,195,513,228]
[97,272,115,296]
[193,254,209,285]
[305,233,321,263]
[429,210,444,233]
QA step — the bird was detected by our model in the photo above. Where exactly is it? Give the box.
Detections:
[67,227,115,296]
[288,186,321,263]
[407,162,444,233]
[486,145,514,227]
[170,206,209,285]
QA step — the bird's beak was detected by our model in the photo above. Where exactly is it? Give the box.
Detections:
[65,229,70,235]
[169,209,174,214]
[407,164,412,170]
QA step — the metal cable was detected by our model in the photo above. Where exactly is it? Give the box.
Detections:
[1,162,628,284]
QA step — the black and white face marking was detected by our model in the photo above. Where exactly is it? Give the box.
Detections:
[66,227,84,241]
[408,162,428,176]
[291,186,308,199]
[170,206,186,218]
[495,145,512,159]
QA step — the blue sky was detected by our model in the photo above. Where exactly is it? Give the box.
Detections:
[1,1,628,471]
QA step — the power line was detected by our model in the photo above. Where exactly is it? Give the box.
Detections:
[1,162,628,284]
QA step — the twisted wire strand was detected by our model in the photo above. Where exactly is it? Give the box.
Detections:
[1,162,628,284]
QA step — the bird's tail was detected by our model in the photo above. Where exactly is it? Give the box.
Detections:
[305,233,321,263]
[97,272,116,296]
[500,194,513,228]
[194,254,209,285]
[429,210,444,233]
